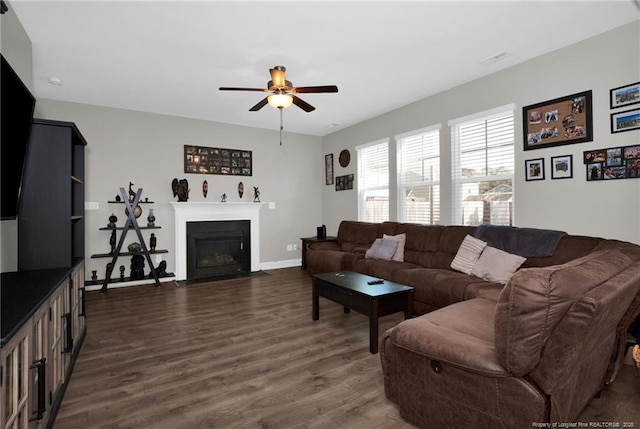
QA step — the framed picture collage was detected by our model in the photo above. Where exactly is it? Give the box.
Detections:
[584,144,640,181]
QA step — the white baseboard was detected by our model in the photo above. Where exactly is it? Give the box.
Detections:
[259,258,301,270]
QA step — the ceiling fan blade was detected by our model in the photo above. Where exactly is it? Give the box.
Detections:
[292,95,315,112]
[219,87,269,92]
[270,67,286,88]
[249,97,269,111]
[293,85,339,94]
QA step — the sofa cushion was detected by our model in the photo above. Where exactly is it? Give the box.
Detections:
[383,233,406,261]
[471,246,526,284]
[450,234,487,274]
[494,249,633,376]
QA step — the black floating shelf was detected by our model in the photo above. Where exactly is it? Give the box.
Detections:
[91,249,169,258]
[107,200,154,204]
[98,226,161,231]
[84,272,175,286]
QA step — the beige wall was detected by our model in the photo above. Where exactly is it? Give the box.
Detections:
[33,99,323,278]
[321,21,640,244]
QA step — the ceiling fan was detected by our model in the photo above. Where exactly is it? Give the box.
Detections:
[219,65,338,144]
[219,65,338,112]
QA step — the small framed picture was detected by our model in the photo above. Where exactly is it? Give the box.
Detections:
[325,153,334,185]
[610,82,640,109]
[611,107,640,133]
[525,158,545,181]
[587,163,602,181]
[550,155,573,179]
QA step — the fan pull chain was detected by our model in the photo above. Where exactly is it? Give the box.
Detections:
[279,106,284,146]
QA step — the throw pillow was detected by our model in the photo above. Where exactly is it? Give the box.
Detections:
[365,238,399,261]
[383,233,407,262]
[450,235,487,274]
[471,246,526,284]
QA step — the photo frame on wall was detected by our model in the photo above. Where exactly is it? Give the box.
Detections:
[610,107,640,133]
[184,145,252,176]
[325,153,334,185]
[584,144,640,181]
[523,90,593,151]
[550,155,573,179]
[610,81,640,109]
[525,158,545,181]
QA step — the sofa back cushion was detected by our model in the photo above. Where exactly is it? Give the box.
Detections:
[494,249,632,376]
[337,221,381,252]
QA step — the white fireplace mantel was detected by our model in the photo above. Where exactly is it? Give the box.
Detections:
[170,202,264,280]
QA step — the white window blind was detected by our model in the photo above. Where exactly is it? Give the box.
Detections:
[451,109,514,226]
[397,127,440,224]
[357,140,389,222]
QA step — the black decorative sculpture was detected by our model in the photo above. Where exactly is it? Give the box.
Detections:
[109,230,116,254]
[172,178,190,202]
[149,233,157,252]
[221,193,227,203]
[253,187,260,203]
[149,260,167,278]
[108,213,117,228]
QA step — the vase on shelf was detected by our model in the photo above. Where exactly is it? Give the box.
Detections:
[147,208,156,227]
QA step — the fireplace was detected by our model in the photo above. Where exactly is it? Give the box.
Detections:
[187,220,250,280]
[170,202,264,281]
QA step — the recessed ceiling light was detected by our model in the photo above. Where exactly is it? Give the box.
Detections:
[327,123,340,129]
[480,51,512,66]
[47,76,63,86]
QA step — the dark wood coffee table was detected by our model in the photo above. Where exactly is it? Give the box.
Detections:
[312,271,414,354]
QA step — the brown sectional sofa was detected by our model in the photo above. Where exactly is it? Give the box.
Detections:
[305,220,640,428]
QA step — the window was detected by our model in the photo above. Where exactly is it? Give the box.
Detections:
[451,105,514,226]
[397,126,440,224]
[357,140,389,222]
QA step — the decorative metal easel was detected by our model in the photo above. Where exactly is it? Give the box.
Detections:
[101,187,160,293]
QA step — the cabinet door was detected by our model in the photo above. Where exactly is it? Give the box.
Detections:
[1,323,31,429]
[70,262,85,350]
[30,306,48,428]
[47,285,66,404]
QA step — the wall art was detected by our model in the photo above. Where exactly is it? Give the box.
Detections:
[550,155,573,179]
[184,145,252,176]
[523,90,593,151]
[335,174,354,191]
[325,153,334,185]
[610,107,640,134]
[525,158,545,181]
[610,81,640,109]
[585,144,640,181]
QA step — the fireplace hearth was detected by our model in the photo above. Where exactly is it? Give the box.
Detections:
[187,220,250,281]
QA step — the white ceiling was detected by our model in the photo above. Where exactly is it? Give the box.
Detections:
[9,0,640,136]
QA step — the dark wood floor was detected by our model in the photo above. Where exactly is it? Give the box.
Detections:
[54,267,640,428]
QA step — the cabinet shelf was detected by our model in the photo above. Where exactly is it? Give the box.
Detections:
[85,272,175,287]
[91,249,168,258]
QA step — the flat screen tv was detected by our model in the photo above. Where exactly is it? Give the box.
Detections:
[1,54,36,220]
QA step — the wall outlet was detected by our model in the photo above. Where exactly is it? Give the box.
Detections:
[286,244,293,251]
[85,201,99,210]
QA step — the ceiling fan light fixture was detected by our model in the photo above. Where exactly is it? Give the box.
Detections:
[268,93,293,109]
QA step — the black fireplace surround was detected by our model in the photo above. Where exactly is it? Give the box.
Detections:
[186,220,250,280]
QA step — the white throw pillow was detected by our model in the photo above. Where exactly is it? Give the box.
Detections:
[383,233,407,262]
[471,246,526,284]
[365,238,399,260]
[450,235,487,274]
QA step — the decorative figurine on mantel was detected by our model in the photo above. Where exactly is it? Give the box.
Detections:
[221,193,227,203]
[203,180,208,198]
[253,187,260,203]
[119,265,125,280]
[172,178,190,202]
[108,213,117,228]
[105,262,112,280]
[238,182,244,198]
[91,270,98,281]
[149,260,167,278]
